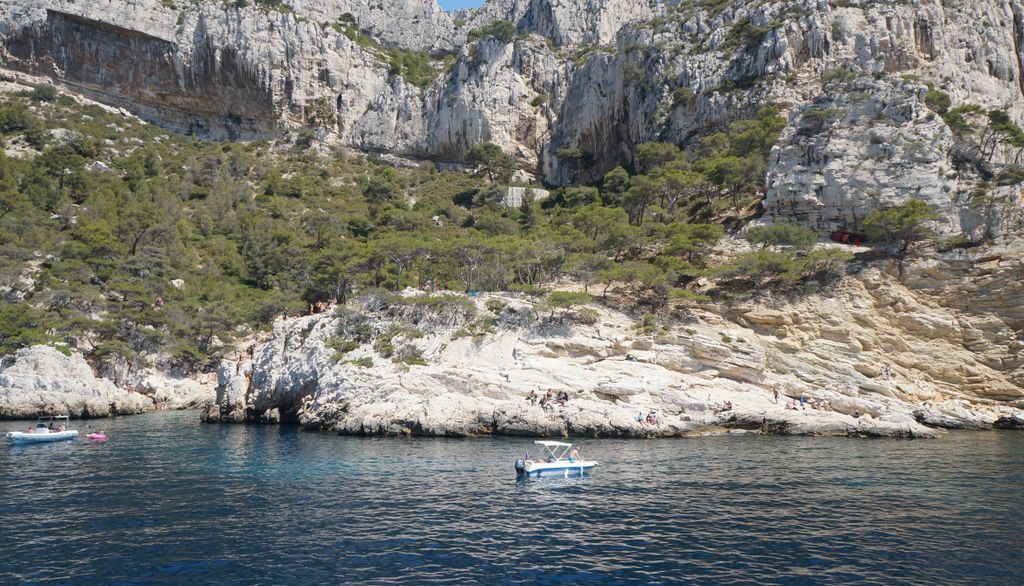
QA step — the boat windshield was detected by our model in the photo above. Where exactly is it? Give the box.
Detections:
[35,416,70,430]
[533,441,573,461]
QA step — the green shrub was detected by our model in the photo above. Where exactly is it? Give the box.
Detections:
[720,18,775,52]
[745,224,818,250]
[25,84,58,102]
[170,342,207,370]
[399,345,427,365]
[575,308,599,325]
[996,165,1024,186]
[548,291,592,309]
[373,325,401,358]
[798,107,845,136]
[388,49,438,91]
[642,313,657,333]
[672,87,695,107]
[925,88,951,115]
[720,250,805,283]
[327,337,360,361]
[819,67,856,92]
[0,104,47,147]
[936,233,974,252]
[466,20,517,43]
[295,129,316,150]
[347,357,374,368]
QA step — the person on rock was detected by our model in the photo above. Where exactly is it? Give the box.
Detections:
[526,390,538,405]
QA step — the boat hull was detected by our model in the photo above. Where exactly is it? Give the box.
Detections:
[6,430,79,444]
[524,460,597,478]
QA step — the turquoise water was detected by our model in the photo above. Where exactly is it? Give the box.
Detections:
[1,411,1022,584]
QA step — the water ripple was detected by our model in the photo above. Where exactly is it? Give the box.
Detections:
[1,413,1022,585]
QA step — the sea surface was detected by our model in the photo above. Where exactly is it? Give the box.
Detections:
[1,411,1022,585]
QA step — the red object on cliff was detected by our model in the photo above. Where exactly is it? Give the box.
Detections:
[830,230,866,246]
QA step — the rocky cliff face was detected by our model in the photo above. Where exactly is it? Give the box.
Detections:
[202,236,1024,437]
[0,345,212,418]
[465,0,657,47]
[3,0,1021,209]
[288,0,458,53]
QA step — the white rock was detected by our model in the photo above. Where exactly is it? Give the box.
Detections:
[0,346,150,418]
[204,245,1024,437]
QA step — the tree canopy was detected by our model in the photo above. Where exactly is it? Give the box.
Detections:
[465,142,515,183]
[864,199,937,277]
[0,88,840,368]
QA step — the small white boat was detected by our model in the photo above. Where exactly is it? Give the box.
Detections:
[515,440,597,478]
[6,416,79,445]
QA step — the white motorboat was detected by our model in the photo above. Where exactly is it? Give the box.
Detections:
[6,416,79,445]
[515,441,597,478]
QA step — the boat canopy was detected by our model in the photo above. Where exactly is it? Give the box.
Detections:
[534,441,572,448]
[533,441,574,461]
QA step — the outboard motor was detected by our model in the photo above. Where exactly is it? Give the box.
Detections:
[515,451,529,478]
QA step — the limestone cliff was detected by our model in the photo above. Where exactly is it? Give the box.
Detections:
[465,0,657,47]
[201,236,1024,437]
[0,345,212,418]
[3,0,1022,209]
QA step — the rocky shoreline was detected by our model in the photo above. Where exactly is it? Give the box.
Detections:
[5,238,1021,437]
[0,346,213,419]
[199,242,1024,439]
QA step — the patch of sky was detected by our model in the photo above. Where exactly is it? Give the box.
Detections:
[438,0,485,10]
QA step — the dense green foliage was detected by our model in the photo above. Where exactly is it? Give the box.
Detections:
[0,88,834,368]
[745,224,818,250]
[387,49,438,91]
[609,106,786,224]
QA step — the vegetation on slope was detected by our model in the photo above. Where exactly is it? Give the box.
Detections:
[0,86,863,372]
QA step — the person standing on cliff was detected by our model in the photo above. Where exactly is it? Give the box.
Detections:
[773,387,779,404]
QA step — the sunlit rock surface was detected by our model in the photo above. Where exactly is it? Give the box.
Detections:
[2,0,1021,190]
[203,237,1024,438]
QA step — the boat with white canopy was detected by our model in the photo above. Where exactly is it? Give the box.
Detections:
[514,441,597,478]
[6,416,78,445]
